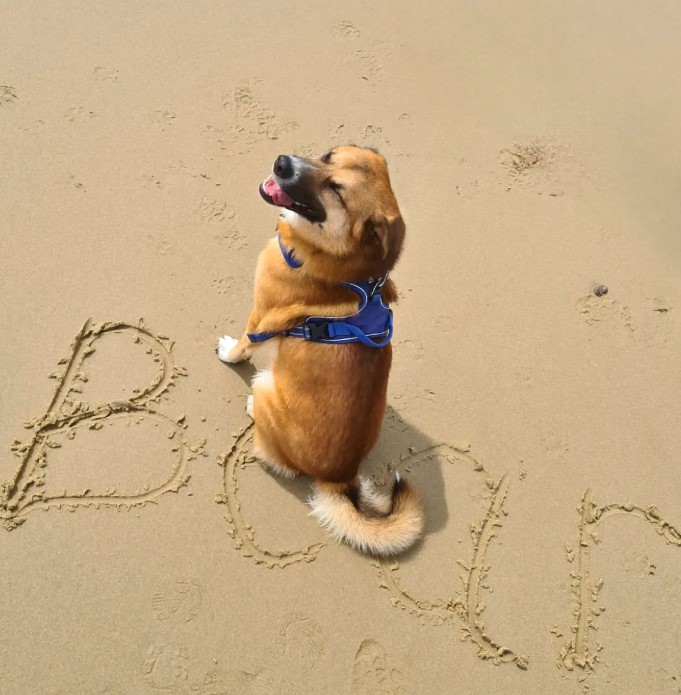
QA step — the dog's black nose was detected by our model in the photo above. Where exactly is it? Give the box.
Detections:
[273,155,294,180]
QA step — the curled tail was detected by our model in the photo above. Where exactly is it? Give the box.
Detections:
[308,473,424,556]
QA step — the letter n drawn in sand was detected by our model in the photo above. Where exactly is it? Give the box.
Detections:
[558,489,681,681]
[0,319,190,529]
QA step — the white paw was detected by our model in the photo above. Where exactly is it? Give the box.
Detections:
[246,395,254,419]
[217,335,239,363]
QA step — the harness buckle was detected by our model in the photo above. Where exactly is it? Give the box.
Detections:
[303,322,331,341]
[369,274,389,299]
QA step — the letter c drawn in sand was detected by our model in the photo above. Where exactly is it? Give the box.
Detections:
[0,319,190,530]
[216,424,325,569]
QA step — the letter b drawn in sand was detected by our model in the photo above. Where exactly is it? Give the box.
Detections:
[558,489,681,681]
[0,320,190,529]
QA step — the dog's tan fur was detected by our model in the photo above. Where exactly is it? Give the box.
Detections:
[218,146,424,556]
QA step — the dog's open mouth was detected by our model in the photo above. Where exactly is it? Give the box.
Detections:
[259,176,325,223]
[260,177,293,208]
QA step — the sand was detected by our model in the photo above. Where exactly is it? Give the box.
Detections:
[2,1,681,693]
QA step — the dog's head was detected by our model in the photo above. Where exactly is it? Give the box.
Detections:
[259,145,405,277]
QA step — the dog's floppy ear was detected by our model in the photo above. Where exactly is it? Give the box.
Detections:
[362,215,405,260]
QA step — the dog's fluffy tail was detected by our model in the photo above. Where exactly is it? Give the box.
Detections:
[308,473,424,557]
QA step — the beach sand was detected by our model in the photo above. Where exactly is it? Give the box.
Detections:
[2,1,681,692]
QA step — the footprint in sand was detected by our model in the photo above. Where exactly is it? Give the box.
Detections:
[344,38,392,85]
[142,643,257,694]
[202,124,228,151]
[64,106,96,123]
[327,122,392,153]
[278,614,325,667]
[354,49,384,83]
[0,85,18,107]
[211,276,237,296]
[197,197,246,251]
[142,613,324,694]
[394,339,424,363]
[334,20,361,39]
[220,81,299,155]
[93,66,119,82]
[151,109,176,132]
[541,433,570,462]
[198,197,236,225]
[576,293,634,331]
[499,136,572,195]
[153,580,205,623]
[139,161,205,191]
[351,639,406,695]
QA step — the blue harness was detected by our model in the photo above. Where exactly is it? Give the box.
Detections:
[247,235,393,349]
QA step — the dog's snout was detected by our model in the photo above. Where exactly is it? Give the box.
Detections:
[273,155,294,180]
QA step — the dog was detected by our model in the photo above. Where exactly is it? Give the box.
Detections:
[217,145,424,556]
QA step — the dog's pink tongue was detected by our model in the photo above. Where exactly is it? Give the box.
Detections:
[263,177,294,207]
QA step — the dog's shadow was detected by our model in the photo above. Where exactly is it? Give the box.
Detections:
[229,359,258,388]
[262,405,448,536]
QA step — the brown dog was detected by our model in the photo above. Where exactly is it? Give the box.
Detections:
[217,145,424,556]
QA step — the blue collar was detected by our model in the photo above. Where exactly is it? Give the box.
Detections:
[248,236,393,349]
[278,234,303,268]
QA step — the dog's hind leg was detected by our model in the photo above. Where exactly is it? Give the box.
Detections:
[250,368,299,479]
[253,438,299,479]
[251,367,274,405]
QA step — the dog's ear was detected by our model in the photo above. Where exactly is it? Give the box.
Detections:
[362,215,405,260]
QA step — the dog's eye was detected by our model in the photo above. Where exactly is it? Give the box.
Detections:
[327,180,344,199]
[320,151,333,163]
[326,180,345,206]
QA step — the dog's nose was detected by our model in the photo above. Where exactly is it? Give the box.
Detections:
[273,155,294,180]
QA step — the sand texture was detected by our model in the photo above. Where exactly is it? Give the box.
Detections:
[2,1,681,693]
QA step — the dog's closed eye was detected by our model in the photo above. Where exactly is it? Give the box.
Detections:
[327,180,345,205]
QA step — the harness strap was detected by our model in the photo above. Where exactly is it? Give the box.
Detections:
[247,330,278,344]
[286,316,393,348]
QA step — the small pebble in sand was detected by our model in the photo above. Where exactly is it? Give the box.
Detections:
[593,285,608,297]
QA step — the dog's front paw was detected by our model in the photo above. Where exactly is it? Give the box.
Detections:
[246,395,254,420]
[217,335,241,364]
